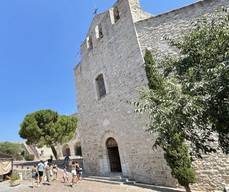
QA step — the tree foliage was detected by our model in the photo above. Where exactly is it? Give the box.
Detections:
[165,132,196,192]
[0,142,23,160]
[167,10,229,154]
[141,51,196,191]
[24,154,35,161]
[132,10,229,191]
[19,109,77,159]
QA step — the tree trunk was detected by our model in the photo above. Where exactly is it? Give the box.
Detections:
[184,185,192,192]
[50,145,58,160]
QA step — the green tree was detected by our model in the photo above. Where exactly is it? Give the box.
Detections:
[144,51,216,157]
[0,142,23,160]
[165,132,196,192]
[142,10,229,156]
[19,109,77,159]
[166,10,229,154]
[137,51,196,191]
[133,9,229,192]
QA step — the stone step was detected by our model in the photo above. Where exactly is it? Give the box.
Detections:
[83,176,124,185]
[83,176,184,192]
[86,175,135,183]
[133,183,185,192]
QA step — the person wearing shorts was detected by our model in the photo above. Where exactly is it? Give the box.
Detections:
[62,165,69,183]
[37,161,45,185]
[76,162,83,181]
[31,165,38,188]
[71,162,77,187]
[44,161,51,184]
[52,164,58,180]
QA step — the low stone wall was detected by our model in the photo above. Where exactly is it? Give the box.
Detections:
[13,169,31,180]
[13,158,84,180]
[14,158,83,168]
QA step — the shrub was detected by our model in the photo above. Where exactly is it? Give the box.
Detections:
[24,154,35,161]
[10,173,20,182]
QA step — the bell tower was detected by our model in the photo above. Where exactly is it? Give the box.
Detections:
[127,0,152,22]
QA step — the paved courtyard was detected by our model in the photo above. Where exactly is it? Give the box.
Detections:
[0,169,181,192]
[0,179,170,192]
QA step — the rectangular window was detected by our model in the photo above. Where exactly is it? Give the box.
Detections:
[95,24,103,39]
[96,74,106,99]
[110,6,120,24]
[113,7,120,23]
[86,36,93,50]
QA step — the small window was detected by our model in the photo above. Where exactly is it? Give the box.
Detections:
[74,142,82,156]
[110,6,120,24]
[86,36,93,50]
[95,24,103,39]
[113,7,120,23]
[96,74,106,99]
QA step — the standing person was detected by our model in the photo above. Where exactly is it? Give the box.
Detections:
[52,164,58,180]
[76,162,83,182]
[63,155,70,168]
[62,165,69,183]
[49,164,53,181]
[37,160,45,186]
[44,161,51,184]
[48,155,53,164]
[71,161,77,187]
[47,155,53,180]
[31,164,38,188]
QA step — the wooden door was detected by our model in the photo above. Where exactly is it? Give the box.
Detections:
[107,146,122,172]
[106,138,122,172]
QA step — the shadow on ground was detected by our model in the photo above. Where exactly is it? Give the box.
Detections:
[127,183,184,192]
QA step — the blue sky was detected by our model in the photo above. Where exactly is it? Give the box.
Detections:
[0,0,197,142]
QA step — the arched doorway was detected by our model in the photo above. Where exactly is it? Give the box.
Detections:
[106,138,122,172]
[62,144,71,157]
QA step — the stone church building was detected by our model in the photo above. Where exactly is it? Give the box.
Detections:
[75,0,229,191]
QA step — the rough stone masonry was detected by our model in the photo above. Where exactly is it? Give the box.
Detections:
[75,0,229,191]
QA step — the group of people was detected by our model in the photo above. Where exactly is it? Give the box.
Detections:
[31,156,83,188]
[31,158,58,187]
[63,161,83,187]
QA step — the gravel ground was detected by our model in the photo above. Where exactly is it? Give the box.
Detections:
[0,170,169,192]
[13,180,162,192]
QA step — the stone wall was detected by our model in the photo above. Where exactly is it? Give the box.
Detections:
[13,158,84,180]
[13,169,31,180]
[192,150,229,191]
[75,0,176,187]
[135,0,229,55]
[75,0,229,191]
[135,0,229,191]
